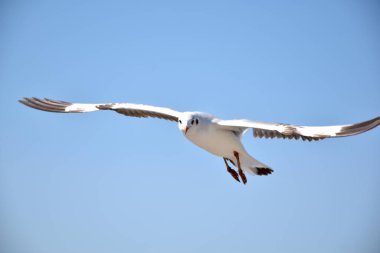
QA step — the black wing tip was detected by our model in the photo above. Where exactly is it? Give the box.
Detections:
[19,97,72,113]
[338,116,380,137]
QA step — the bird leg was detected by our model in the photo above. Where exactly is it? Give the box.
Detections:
[233,151,247,184]
[223,158,240,183]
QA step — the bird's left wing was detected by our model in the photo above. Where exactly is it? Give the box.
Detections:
[19,97,180,122]
[216,117,380,141]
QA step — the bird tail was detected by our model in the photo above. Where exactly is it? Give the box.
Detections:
[240,155,273,176]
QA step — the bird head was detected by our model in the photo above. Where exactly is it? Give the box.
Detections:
[178,113,200,135]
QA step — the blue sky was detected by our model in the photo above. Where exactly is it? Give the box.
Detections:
[1,1,380,252]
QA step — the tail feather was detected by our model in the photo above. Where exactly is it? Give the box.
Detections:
[240,155,273,176]
[256,167,274,176]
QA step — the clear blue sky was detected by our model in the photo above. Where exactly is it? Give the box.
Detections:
[1,1,379,253]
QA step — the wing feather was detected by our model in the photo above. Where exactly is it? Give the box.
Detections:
[19,97,180,122]
[217,117,380,141]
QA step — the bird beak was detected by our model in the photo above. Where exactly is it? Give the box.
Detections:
[183,126,189,134]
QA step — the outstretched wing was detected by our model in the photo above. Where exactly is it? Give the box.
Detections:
[19,97,180,122]
[217,117,380,141]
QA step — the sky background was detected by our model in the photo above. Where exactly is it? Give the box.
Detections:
[1,1,380,253]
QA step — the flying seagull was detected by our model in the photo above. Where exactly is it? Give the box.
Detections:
[19,97,380,184]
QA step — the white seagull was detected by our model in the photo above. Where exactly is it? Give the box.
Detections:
[20,97,380,184]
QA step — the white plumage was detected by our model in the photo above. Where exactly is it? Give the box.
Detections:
[19,97,380,184]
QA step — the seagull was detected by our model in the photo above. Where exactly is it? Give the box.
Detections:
[19,97,380,184]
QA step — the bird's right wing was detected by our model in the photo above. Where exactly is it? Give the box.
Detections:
[19,97,181,122]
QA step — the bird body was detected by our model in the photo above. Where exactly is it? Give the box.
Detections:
[181,112,268,175]
[19,97,380,184]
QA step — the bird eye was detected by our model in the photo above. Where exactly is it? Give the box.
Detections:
[191,119,194,125]
[179,120,182,124]
[196,119,199,125]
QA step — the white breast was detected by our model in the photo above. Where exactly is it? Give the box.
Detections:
[185,122,246,158]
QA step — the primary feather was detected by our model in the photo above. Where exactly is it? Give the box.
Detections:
[217,117,380,141]
[19,97,180,121]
